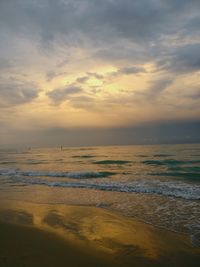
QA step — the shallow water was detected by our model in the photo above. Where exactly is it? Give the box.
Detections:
[0,144,200,245]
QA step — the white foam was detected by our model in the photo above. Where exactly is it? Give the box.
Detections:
[44,180,200,200]
[12,178,200,200]
[1,169,200,200]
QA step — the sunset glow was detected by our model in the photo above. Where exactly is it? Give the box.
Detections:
[0,0,200,146]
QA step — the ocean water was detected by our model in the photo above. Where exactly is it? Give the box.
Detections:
[0,144,200,245]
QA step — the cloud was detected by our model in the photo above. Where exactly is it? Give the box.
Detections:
[0,58,12,71]
[46,70,68,82]
[47,85,83,104]
[157,44,200,74]
[94,45,150,63]
[118,66,146,75]
[147,78,173,97]
[0,81,39,107]
[87,72,104,80]
[76,76,89,84]
[113,66,146,76]
[131,77,174,103]
[47,85,95,110]
[67,95,95,110]
[0,0,199,46]
[1,0,200,68]
[187,90,200,99]
[78,66,145,84]
[0,0,200,146]
[184,16,200,32]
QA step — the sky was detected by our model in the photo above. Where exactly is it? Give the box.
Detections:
[0,0,200,147]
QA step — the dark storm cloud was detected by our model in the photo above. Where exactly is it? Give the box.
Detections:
[47,85,83,104]
[0,81,39,107]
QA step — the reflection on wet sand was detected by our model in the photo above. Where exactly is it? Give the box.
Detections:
[0,209,33,225]
[0,200,200,267]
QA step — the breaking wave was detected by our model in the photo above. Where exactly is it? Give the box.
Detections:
[1,169,200,200]
[43,180,200,200]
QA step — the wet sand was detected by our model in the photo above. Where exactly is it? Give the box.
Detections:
[0,200,200,267]
[0,221,114,267]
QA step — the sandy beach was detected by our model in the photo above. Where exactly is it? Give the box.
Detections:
[0,200,200,267]
[1,0,200,264]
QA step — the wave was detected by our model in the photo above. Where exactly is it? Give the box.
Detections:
[142,159,200,166]
[93,160,131,165]
[168,166,200,172]
[72,155,96,158]
[149,172,200,182]
[27,180,200,200]
[3,173,200,200]
[143,159,182,165]
[0,161,17,164]
[0,169,115,179]
[149,165,200,181]
[26,160,48,165]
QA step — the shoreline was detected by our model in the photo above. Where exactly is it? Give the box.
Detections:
[1,184,199,237]
[0,200,200,267]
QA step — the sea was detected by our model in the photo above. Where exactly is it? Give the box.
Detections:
[0,143,200,246]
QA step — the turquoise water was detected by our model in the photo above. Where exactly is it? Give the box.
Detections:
[0,144,200,244]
